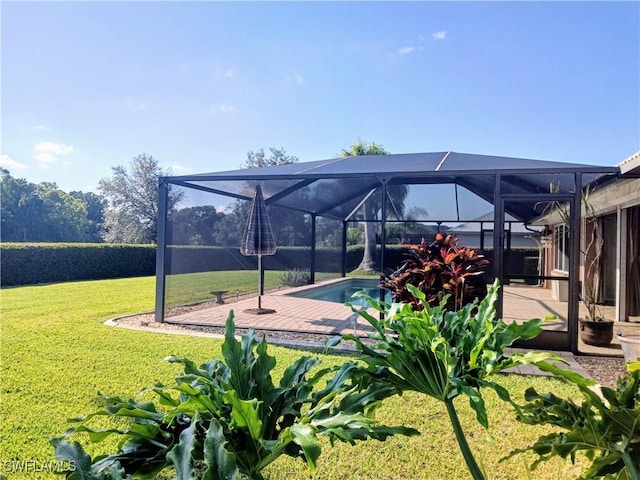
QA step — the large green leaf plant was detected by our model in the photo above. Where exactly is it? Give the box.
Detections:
[333,280,583,480]
[506,360,640,479]
[52,314,417,480]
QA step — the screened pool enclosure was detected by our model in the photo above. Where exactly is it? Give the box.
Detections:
[155,151,618,352]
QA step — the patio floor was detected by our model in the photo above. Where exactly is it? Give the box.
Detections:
[163,279,640,368]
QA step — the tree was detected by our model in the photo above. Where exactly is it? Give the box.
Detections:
[217,147,307,247]
[70,191,106,242]
[168,205,222,245]
[340,139,389,158]
[1,168,34,241]
[340,140,408,271]
[212,209,246,246]
[245,148,309,246]
[386,206,435,244]
[98,154,183,244]
[0,169,93,242]
[243,147,298,168]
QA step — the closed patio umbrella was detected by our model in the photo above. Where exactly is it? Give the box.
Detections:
[240,184,277,314]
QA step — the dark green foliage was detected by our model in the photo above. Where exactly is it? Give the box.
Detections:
[1,169,103,242]
[70,191,107,242]
[0,243,156,286]
[506,361,640,479]
[52,314,417,479]
[332,280,580,480]
[382,234,490,311]
[166,246,340,275]
[0,244,346,286]
[167,206,224,245]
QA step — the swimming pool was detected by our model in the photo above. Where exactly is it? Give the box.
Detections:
[285,278,389,306]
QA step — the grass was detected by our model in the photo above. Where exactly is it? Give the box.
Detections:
[164,270,342,307]
[1,276,585,479]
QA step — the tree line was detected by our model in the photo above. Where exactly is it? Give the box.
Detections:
[0,148,315,247]
[1,142,434,272]
[1,168,106,242]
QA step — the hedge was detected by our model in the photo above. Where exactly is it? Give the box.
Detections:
[0,242,539,287]
[0,244,348,287]
[0,243,156,287]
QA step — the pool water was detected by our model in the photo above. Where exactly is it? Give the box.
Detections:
[287,279,390,306]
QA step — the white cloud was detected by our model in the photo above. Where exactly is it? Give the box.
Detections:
[286,72,304,85]
[32,125,49,132]
[0,154,28,170]
[432,31,447,40]
[209,104,237,115]
[33,141,76,168]
[213,67,235,79]
[124,97,148,112]
[398,46,416,56]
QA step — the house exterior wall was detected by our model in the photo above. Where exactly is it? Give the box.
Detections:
[543,176,640,321]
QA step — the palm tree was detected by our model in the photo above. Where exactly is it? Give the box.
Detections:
[341,140,408,271]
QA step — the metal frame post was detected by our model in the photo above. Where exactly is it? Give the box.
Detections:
[380,180,388,274]
[493,174,504,319]
[380,180,388,305]
[341,220,348,277]
[568,173,582,353]
[310,214,317,284]
[154,178,169,323]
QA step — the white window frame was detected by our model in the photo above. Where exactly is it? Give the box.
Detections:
[554,224,570,272]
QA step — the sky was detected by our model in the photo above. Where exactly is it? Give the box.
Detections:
[1,1,639,194]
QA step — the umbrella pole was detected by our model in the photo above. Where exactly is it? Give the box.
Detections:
[258,254,262,310]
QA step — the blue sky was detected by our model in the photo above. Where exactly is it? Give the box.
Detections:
[2,1,639,193]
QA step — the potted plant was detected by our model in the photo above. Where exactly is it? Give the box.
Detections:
[577,188,614,346]
[542,184,614,346]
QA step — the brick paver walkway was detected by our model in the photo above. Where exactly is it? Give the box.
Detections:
[160,279,628,378]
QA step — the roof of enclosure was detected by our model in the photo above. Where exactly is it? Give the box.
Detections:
[166,151,619,223]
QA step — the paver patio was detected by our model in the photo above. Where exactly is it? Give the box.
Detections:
[161,279,638,377]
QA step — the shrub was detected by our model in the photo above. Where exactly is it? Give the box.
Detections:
[0,243,156,286]
[331,280,580,480]
[382,234,489,311]
[279,268,311,287]
[506,360,640,479]
[52,314,417,479]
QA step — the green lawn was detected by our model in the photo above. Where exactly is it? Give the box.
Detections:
[164,270,340,307]
[1,276,584,479]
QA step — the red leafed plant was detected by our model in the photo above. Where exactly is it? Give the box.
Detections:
[382,233,490,311]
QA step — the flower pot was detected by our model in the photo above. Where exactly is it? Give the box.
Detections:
[616,334,640,362]
[579,318,614,346]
